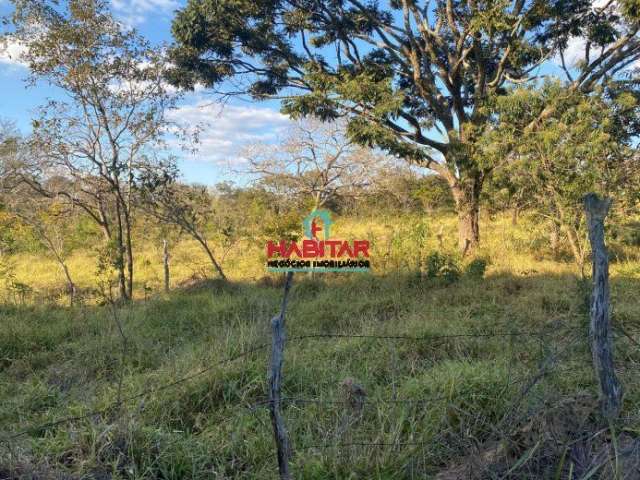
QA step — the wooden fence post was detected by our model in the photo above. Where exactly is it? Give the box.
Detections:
[269,271,294,479]
[584,193,622,419]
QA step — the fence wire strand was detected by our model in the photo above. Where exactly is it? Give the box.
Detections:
[1,323,586,448]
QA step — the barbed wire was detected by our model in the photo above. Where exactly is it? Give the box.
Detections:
[0,341,270,444]
[4,321,631,479]
[247,361,587,416]
[0,323,586,447]
[301,441,432,449]
[289,325,583,343]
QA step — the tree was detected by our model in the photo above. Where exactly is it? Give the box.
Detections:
[360,166,454,213]
[0,120,23,256]
[139,178,227,281]
[168,0,640,252]
[487,82,640,270]
[4,0,180,300]
[213,182,304,243]
[8,185,80,304]
[244,119,389,210]
[0,119,19,188]
[413,175,456,213]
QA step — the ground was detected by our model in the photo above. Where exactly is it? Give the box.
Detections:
[1,213,639,478]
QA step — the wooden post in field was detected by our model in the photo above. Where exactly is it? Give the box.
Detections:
[163,239,170,293]
[269,271,294,479]
[584,193,622,419]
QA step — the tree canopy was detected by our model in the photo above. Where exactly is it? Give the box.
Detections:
[169,0,640,251]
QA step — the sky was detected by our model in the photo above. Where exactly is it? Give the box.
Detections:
[0,0,602,185]
[0,0,295,185]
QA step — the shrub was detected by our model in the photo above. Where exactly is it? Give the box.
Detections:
[464,258,488,279]
[440,262,461,284]
[618,222,640,247]
[424,251,446,278]
[424,251,460,283]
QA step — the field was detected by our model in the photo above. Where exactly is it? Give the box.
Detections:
[2,212,640,479]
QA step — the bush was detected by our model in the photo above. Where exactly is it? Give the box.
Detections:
[440,262,461,284]
[464,258,488,279]
[424,251,460,283]
[617,222,640,247]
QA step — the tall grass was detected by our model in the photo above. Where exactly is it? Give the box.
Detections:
[1,213,639,478]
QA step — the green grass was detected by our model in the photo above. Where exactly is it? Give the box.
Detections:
[1,213,640,478]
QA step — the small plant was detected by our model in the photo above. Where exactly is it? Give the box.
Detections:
[424,251,446,278]
[440,262,461,284]
[464,257,488,279]
[9,280,32,304]
[424,251,461,283]
[408,219,429,269]
[617,222,640,247]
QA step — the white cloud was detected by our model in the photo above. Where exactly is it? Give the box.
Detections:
[167,100,293,164]
[109,57,214,96]
[555,37,639,74]
[110,0,179,26]
[0,36,28,68]
[557,36,589,69]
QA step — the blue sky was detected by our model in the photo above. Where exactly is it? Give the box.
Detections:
[0,0,294,185]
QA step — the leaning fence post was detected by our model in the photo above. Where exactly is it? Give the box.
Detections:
[584,193,622,419]
[269,271,294,479]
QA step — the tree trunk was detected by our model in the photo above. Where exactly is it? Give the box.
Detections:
[565,226,586,276]
[38,229,76,306]
[127,153,134,299]
[511,206,519,226]
[457,205,479,255]
[50,247,76,305]
[123,211,134,300]
[100,224,111,243]
[451,184,481,255]
[163,238,170,293]
[549,221,561,259]
[61,263,77,306]
[114,203,129,301]
[444,167,483,255]
[97,219,126,300]
[438,154,484,255]
[196,235,227,281]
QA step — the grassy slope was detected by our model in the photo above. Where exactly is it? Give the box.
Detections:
[1,213,640,479]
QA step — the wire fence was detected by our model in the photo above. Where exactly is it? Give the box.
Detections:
[0,326,582,429]
[3,318,639,477]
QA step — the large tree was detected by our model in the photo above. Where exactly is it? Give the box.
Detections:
[168,0,640,252]
[3,0,180,300]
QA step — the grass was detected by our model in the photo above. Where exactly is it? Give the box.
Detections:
[1,212,640,478]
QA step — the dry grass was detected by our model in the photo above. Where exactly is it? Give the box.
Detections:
[0,212,639,478]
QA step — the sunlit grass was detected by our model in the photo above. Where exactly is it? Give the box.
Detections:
[4,212,599,303]
[1,212,639,478]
